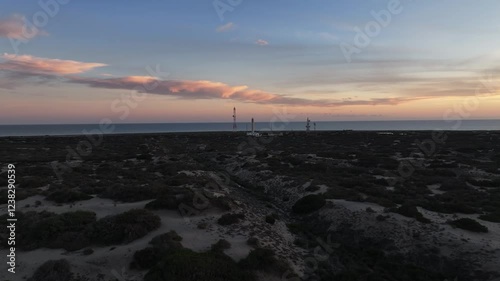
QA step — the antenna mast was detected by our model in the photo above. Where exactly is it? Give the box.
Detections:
[233,107,237,131]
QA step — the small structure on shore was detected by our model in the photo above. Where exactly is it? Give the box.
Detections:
[247,117,261,137]
[232,107,237,131]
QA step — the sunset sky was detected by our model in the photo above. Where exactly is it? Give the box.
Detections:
[1,0,500,124]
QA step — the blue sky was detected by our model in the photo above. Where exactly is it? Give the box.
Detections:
[1,0,500,124]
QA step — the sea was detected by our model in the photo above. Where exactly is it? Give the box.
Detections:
[0,120,499,137]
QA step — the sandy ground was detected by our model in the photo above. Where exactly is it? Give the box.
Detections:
[0,195,255,281]
[1,194,498,280]
[2,169,497,280]
[0,171,304,281]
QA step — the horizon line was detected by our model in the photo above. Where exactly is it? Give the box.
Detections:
[1,118,500,126]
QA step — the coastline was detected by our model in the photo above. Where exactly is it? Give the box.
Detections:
[1,119,499,137]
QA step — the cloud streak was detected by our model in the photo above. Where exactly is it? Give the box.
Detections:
[66,75,427,107]
[216,22,236,32]
[0,53,434,108]
[0,53,106,75]
[0,14,45,39]
[255,39,269,46]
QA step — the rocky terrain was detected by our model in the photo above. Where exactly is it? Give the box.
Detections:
[0,131,499,281]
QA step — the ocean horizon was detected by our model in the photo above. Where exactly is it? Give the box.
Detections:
[0,119,499,137]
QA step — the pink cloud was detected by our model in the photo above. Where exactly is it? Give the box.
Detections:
[68,77,273,101]
[255,39,269,46]
[0,14,45,39]
[0,53,430,108]
[68,75,425,107]
[216,22,236,32]
[0,53,106,75]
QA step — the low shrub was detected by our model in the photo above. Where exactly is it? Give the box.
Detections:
[46,189,93,203]
[131,231,185,270]
[145,191,194,210]
[449,218,488,233]
[12,211,97,251]
[294,238,308,248]
[468,178,500,187]
[144,248,254,281]
[149,231,183,250]
[366,207,376,213]
[20,176,51,189]
[421,201,477,215]
[82,248,94,256]
[218,213,245,225]
[286,223,307,234]
[265,214,277,224]
[101,183,166,202]
[389,204,431,223]
[305,185,320,192]
[28,259,72,281]
[52,231,90,251]
[239,248,290,274]
[324,187,361,201]
[210,196,233,211]
[86,209,161,245]
[376,215,388,221]
[211,239,231,252]
[440,179,468,191]
[10,209,161,251]
[479,212,500,223]
[247,237,259,247]
[130,247,167,270]
[292,194,326,214]
[367,197,398,208]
